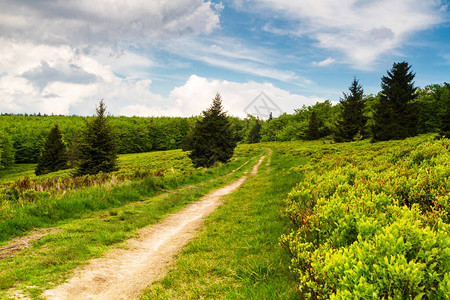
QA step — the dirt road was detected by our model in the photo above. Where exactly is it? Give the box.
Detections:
[43,153,268,300]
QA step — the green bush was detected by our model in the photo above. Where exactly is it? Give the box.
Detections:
[279,135,449,298]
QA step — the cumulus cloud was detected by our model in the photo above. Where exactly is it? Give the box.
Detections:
[22,61,97,89]
[120,75,325,118]
[255,0,444,68]
[0,67,324,117]
[0,1,225,116]
[167,75,324,118]
[0,0,220,49]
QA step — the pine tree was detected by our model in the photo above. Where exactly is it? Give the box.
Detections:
[35,124,68,175]
[248,119,262,143]
[440,82,450,138]
[334,78,367,142]
[372,62,418,141]
[305,111,321,140]
[76,100,118,175]
[183,93,236,168]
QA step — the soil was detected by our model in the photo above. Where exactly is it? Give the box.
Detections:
[42,154,268,300]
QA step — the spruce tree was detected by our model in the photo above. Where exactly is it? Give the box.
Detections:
[372,62,418,141]
[440,82,450,138]
[334,78,367,142]
[35,124,68,175]
[183,93,236,168]
[247,119,262,143]
[77,100,118,175]
[305,111,321,140]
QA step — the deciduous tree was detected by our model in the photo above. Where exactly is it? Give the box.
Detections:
[0,132,14,170]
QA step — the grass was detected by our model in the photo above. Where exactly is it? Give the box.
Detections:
[0,146,261,244]
[141,146,305,299]
[0,149,263,299]
[0,163,35,183]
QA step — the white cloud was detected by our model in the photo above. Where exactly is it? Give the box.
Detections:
[119,75,325,118]
[167,75,324,118]
[252,0,444,68]
[313,57,336,67]
[0,1,220,49]
[0,70,324,117]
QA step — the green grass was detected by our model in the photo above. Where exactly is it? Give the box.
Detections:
[0,149,263,299]
[0,145,262,244]
[0,163,36,183]
[141,147,305,299]
[0,149,194,185]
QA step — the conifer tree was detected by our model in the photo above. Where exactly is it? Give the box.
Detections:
[248,119,262,143]
[35,124,68,175]
[440,82,450,138]
[183,93,236,168]
[334,78,367,142]
[305,111,321,140]
[372,62,418,141]
[77,100,118,175]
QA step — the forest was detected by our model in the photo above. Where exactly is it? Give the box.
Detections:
[0,82,448,169]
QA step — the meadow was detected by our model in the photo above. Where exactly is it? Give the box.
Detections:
[278,135,449,298]
[0,134,448,299]
[142,134,449,299]
[0,146,261,244]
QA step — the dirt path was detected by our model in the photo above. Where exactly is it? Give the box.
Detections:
[42,153,268,300]
[1,158,253,261]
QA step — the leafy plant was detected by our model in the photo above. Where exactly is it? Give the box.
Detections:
[278,135,449,298]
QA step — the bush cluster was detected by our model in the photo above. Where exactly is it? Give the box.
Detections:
[279,136,449,298]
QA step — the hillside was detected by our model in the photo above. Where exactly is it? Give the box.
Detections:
[0,135,448,298]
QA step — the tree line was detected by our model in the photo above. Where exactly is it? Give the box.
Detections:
[0,114,193,164]
[260,62,449,143]
[0,61,448,173]
[0,112,260,168]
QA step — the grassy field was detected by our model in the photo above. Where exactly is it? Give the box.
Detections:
[0,145,262,298]
[141,146,305,299]
[0,146,261,244]
[1,135,448,299]
[139,135,449,299]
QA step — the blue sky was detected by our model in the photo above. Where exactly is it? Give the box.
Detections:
[0,0,448,117]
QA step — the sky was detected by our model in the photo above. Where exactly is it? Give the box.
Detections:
[0,0,449,118]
